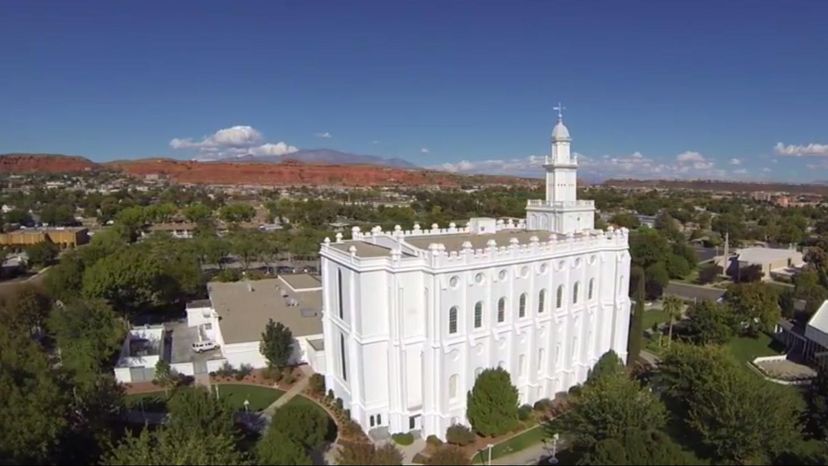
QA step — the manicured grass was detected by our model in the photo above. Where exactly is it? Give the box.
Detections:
[125,385,285,412]
[642,309,671,330]
[725,334,779,364]
[471,425,547,463]
[392,432,415,446]
[215,384,284,411]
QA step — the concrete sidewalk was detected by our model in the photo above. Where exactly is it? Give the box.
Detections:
[263,365,312,415]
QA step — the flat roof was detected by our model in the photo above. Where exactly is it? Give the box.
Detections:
[405,229,555,252]
[736,247,801,264]
[208,278,322,344]
[308,338,325,351]
[278,273,322,291]
[331,240,394,258]
[4,227,87,234]
[186,299,212,309]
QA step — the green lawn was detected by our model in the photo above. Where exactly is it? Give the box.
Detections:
[725,334,780,365]
[216,384,284,411]
[472,425,547,464]
[643,309,672,330]
[127,385,285,413]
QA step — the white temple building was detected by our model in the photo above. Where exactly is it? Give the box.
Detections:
[319,114,632,439]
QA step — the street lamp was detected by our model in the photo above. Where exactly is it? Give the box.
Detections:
[243,399,250,412]
[546,434,560,465]
[486,443,493,466]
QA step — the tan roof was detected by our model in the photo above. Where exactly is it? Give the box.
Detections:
[208,278,322,344]
[279,274,322,291]
[405,229,555,252]
[331,240,394,258]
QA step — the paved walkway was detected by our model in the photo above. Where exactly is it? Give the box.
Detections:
[397,438,426,464]
[263,365,312,415]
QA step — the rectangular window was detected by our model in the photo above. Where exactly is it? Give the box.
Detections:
[340,334,347,381]
[337,269,344,319]
[409,416,416,429]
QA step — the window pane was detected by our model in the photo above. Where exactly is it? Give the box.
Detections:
[498,298,505,322]
[449,307,458,334]
[556,285,563,308]
[474,302,483,328]
[538,289,546,313]
[519,293,526,317]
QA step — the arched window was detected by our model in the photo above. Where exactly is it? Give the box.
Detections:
[377,414,382,424]
[370,415,375,427]
[474,302,483,328]
[538,289,546,313]
[588,278,595,300]
[449,306,458,334]
[573,282,580,304]
[497,297,506,323]
[556,285,563,309]
[519,293,527,317]
[449,374,459,399]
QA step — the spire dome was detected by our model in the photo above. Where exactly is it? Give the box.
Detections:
[551,102,571,141]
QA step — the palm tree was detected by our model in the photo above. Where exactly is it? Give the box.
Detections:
[662,296,684,348]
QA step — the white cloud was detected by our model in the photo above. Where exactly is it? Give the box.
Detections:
[775,142,828,156]
[315,132,332,139]
[372,140,381,144]
[421,147,430,154]
[250,142,299,156]
[730,158,742,165]
[170,125,298,160]
[676,151,705,163]
[762,167,771,173]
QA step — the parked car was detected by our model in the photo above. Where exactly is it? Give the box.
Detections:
[192,340,218,353]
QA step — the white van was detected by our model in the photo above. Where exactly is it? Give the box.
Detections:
[192,340,218,353]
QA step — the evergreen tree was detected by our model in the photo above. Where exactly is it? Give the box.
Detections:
[627,266,645,365]
[257,428,311,465]
[260,319,293,369]
[466,367,519,436]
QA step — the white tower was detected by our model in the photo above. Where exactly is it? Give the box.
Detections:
[526,104,595,234]
[546,104,577,203]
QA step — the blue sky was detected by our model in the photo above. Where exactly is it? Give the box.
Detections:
[1,0,827,182]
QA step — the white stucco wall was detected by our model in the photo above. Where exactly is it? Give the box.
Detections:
[321,228,631,439]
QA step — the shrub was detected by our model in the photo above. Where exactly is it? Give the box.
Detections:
[327,389,335,400]
[282,371,296,385]
[336,441,403,465]
[446,424,475,446]
[309,373,326,395]
[216,362,235,378]
[533,398,554,412]
[426,435,443,447]
[518,404,533,421]
[336,398,344,410]
[392,432,415,446]
[234,363,253,381]
[263,365,282,382]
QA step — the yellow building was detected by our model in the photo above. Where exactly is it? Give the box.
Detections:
[0,227,89,249]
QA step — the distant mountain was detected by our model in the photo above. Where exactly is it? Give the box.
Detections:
[0,153,98,173]
[211,149,418,169]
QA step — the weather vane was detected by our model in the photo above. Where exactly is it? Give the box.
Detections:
[553,102,566,120]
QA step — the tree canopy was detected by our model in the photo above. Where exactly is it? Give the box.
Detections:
[466,367,519,436]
